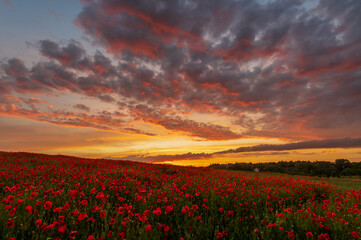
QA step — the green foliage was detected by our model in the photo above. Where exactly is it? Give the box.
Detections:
[209,159,361,178]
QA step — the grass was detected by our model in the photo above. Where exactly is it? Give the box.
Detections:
[233,170,361,191]
[295,175,361,191]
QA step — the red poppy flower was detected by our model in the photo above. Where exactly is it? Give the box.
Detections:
[35,219,42,226]
[26,206,33,214]
[58,224,66,234]
[44,201,52,210]
[9,208,16,216]
[318,233,331,240]
[287,231,295,239]
[165,205,173,214]
[351,231,360,239]
[145,224,152,232]
[92,206,99,213]
[69,231,77,239]
[7,219,15,228]
[181,206,189,213]
[100,210,106,218]
[62,203,70,211]
[306,232,313,237]
[77,212,87,221]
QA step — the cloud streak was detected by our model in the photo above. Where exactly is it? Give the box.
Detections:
[216,137,361,154]
[117,137,361,162]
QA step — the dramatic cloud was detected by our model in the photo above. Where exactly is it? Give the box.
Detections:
[0,96,155,136]
[1,0,361,146]
[130,104,243,140]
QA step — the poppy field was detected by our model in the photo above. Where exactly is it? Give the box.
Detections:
[1,152,360,239]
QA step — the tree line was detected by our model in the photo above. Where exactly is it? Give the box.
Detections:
[209,159,361,177]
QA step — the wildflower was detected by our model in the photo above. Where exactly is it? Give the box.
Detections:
[181,206,189,213]
[153,207,161,216]
[53,207,61,214]
[44,201,52,210]
[145,224,152,232]
[62,203,70,211]
[351,231,360,239]
[58,224,66,234]
[7,219,15,228]
[26,206,33,214]
[92,205,99,213]
[69,231,77,239]
[77,212,87,221]
[35,219,42,226]
[100,210,106,218]
[318,233,331,240]
[165,205,173,214]
[9,208,16,216]
[286,231,295,239]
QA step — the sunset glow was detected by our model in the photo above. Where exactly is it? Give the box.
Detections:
[1,0,361,165]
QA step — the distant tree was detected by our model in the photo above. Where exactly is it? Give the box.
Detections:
[295,161,313,175]
[343,168,354,176]
[335,159,351,175]
[208,159,361,177]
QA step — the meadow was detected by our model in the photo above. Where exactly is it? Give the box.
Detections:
[1,152,360,240]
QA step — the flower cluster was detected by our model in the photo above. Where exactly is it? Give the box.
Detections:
[1,152,360,239]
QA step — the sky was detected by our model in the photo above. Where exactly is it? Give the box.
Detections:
[1,0,361,166]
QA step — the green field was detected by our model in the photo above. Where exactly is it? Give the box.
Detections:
[242,170,361,191]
